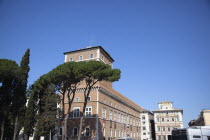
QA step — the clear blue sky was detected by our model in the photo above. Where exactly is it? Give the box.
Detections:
[1,0,210,127]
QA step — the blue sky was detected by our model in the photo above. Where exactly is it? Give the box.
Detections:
[0,0,210,127]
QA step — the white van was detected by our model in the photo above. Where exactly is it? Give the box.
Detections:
[118,137,135,140]
[172,126,210,140]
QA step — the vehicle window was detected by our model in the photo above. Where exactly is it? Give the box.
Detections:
[193,135,201,138]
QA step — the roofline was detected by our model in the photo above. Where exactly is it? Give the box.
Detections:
[63,46,115,62]
[158,101,173,104]
[152,109,183,113]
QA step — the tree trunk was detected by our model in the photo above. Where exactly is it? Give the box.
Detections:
[13,115,19,140]
[77,115,84,140]
[64,114,69,140]
[1,120,5,140]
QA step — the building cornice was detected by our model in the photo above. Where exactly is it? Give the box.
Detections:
[63,46,114,62]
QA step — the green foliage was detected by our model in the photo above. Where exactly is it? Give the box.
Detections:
[0,59,19,120]
[36,85,58,136]
[23,87,38,137]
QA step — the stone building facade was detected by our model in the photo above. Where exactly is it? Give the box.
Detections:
[140,110,155,140]
[153,101,183,140]
[60,46,145,140]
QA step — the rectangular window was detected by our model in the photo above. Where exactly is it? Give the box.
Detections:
[79,55,83,61]
[102,107,106,119]
[90,54,94,58]
[110,101,112,106]
[142,115,145,120]
[70,58,73,61]
[75,97,80,102]
[85,106,92,117]
[163,127,165,131]
[114,130,116,137]
[118,113,121,122]
[87,96,91,102]
[110,129,112,137]
[114,111,117,121]
[158,127,160,131]
[143,127,146,130]
[162,118,164,122]
[109,110,112,120]
[73,107,80,118]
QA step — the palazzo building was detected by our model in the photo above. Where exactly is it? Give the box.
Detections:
[153,101,183,140]
[60,46,145,140]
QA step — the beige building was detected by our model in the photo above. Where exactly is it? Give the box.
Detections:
[203,110,210,126]
[60,46,144,140]
[153,101,183,140]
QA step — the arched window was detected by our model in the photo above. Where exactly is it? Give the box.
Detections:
[85,128,90,136]
[73,127,78,136]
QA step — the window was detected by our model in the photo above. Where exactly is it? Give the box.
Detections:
[163,127,165,131]
[104,98,106,103]
[102,108,106,119]
[118,113,121,122]
[75,97,80,102]
[110,129,112,137]
[142,121,145,125]
[85,128,90,136]
[172,118,175,121]
[110,101,112,106]
[158,136,161,140]
[114,130,116,137]
[162,118,164,122]
[79,55,83,61]
[157,118,159,122]
[158,127,160,131]
[102,55,104,60]
[118,130,120,137]
[143,132,146,135]
[70,57,73,61]
[142,115,145,120]
[59,127,62,136]
[87,96,91,102]
[73,127,78,136]
[114,112,117,121]
[168,127,170,131]
[90,54,94,58]
[143,127,146,130]
[109,110,112,120]
[73,107,80,117]
[193,135,201,138]
[176,117,179,121]
[103,128,105,137]
[85,106,92,117]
